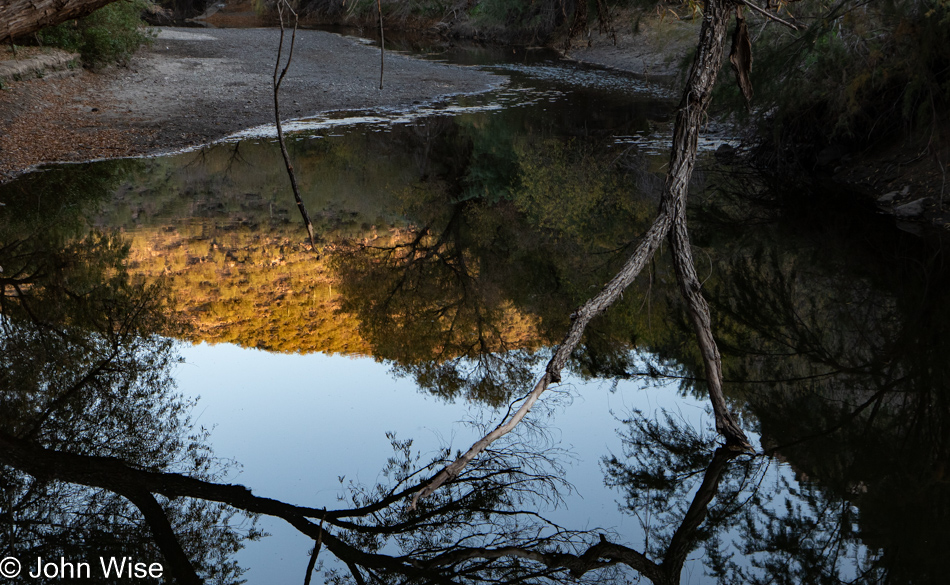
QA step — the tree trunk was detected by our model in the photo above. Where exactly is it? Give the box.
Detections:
[663,0,751,449]
[1,0,119,43]
[410,0,751,508]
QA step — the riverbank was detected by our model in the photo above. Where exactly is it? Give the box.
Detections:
[0,8,702,181]
[553,10,948,230]
[0,27,499,181]
[3,18,945,229]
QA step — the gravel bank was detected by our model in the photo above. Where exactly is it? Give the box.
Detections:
[0,27,500,180]
[560,11,698,82]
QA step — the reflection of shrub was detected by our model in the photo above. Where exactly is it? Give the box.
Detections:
[37,0,154,69]
[514,139,651,239]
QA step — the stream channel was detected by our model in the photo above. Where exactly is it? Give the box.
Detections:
[2,33,949,585]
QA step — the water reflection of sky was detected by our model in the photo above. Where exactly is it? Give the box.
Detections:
[176,342,807,584]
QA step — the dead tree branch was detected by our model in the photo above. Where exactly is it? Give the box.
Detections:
[274,0,318,250]
[0,0,117,43]
[376,0,385,89]
[411,0,752,509]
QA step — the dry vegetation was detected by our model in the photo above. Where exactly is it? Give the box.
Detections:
[0,65,155,179]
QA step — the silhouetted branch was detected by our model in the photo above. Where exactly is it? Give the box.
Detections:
[126,489,203,585]
[738,0,799,30]
[302,514,326,585]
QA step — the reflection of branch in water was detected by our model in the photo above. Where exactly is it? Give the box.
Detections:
[3,248,603,583]
[338,203,542,404]
[301,513,325,585]
[408,444,746,584]
[1,229,252,583]
[3,171,765,585]
[413,443,747,585]
[761,381,899,456]
[411,0,752,509]
[3,415,766,585]
[5,226,869,585]
[0,429,589,584]
[224,141,252,175]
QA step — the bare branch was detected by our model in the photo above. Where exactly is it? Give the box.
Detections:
[273,0,318,250]
[737,0,799,30]
[376,0,385,90]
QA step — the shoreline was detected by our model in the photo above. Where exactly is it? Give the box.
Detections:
[3,23,945,230]
[0,27,500,181]
[0,18,694,181]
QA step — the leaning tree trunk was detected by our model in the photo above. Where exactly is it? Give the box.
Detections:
[663,0,751,447]
[1,0,119,43]
[410,0,749,509]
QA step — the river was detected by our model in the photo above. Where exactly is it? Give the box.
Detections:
[1,36,948,585]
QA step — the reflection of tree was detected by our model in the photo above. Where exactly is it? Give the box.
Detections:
[681,181,950,584]
[0,188,790,584]
[0,191,255,584]
[332,120,660,405]
[4,195,915,585]
[603,413,751,585]
[0,400,761,585]
[0,176,675,585]
[331,113,549,405]
[335,199,544,405]
[603,412,893,585]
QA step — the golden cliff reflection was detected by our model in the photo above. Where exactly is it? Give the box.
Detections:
[110,114,658,384]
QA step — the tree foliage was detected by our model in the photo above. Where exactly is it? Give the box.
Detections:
[731,0,950,162]
[35,0,154,68]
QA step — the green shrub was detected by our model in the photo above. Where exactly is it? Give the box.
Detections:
[37,0,155,69]
[732,0,950,163]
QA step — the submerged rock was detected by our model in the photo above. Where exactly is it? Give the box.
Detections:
[893,197,928,217]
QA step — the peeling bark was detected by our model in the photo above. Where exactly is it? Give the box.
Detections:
[729,5,754,108]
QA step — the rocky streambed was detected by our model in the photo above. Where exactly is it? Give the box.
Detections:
[0,27,499,180]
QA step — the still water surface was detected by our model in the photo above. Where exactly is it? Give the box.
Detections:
[1,38,947,585]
